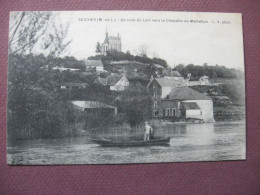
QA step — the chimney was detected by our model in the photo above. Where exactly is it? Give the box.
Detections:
[150,75,154,81]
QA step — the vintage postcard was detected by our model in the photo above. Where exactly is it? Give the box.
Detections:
[7,11,246,164]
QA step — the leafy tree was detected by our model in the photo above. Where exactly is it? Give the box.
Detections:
[95,42,101,53]
[116,83,152,126]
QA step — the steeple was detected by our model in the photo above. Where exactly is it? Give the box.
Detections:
[104,25,109,43]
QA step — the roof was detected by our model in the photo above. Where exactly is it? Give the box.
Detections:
[85,60,103,67]
[71,101,116,109]
[181,102,200,110]
[163,87,211,100]
[155,78,183,87]
[95,75,127,86]
[107,75,123,86]
[162,70,182,77]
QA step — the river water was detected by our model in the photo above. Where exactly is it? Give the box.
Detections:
[7,122,246,164]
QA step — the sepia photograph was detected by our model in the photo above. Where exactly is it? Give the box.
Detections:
[7,11,246,164]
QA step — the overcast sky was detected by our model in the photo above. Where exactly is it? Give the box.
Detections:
[55,11,244,70]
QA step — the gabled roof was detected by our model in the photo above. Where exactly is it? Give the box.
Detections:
[85,60,103,67]
[162,70,182,77]
[95,75,127,86]
[181,102,200,110]
[107,75,123,86]
[163,87,211,100]
[154,78,183,87]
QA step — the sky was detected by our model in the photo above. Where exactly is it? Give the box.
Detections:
[33,11,246,70]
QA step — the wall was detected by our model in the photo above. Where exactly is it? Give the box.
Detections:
[183,100,215,122]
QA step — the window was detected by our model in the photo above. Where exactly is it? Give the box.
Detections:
[167,108,170,116]
[172,108,176,116]
[154,101,157,109]
[153,92,157,99]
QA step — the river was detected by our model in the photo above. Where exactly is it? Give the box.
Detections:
[7,121,246,164]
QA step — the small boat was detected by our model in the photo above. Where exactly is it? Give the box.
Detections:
[89,136,170,147]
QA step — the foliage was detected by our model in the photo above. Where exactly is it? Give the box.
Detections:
[174,63,242,79]
[115,83,152,126]
[7,54,70,139]
[95,42,101,53]
[88,50,168,68]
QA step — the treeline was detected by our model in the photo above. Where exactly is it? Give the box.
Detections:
[174,64,242,79]
[88,50,168,68]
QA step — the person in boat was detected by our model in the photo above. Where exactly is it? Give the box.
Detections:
[144,121,153,141]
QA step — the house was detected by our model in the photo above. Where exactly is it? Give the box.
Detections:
[95,74,129,91]
[162,87,214,122]
[84,59,104,71]
[147,77,186,99]
[147,77,214,122]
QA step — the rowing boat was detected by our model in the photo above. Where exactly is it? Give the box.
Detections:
[89,136,170,147]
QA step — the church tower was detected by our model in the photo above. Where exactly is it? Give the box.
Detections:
[101,28,122,55]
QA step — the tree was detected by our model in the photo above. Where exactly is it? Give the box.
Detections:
[9,11,71,57]
[135,44,149,57]
[8,12,72,140]
[116,83,152,126]
[95,42,101,54]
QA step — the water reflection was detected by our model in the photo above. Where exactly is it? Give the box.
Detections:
[7,122,246,164]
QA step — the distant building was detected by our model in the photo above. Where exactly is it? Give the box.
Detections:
[101,30,122,55]
[84,59,104,71]
[52,66,80,72]
[95,74,129,91]
[60,82,89,90]
[68,101,117,131]
[187,75,212,86]
[70,101,117,114]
